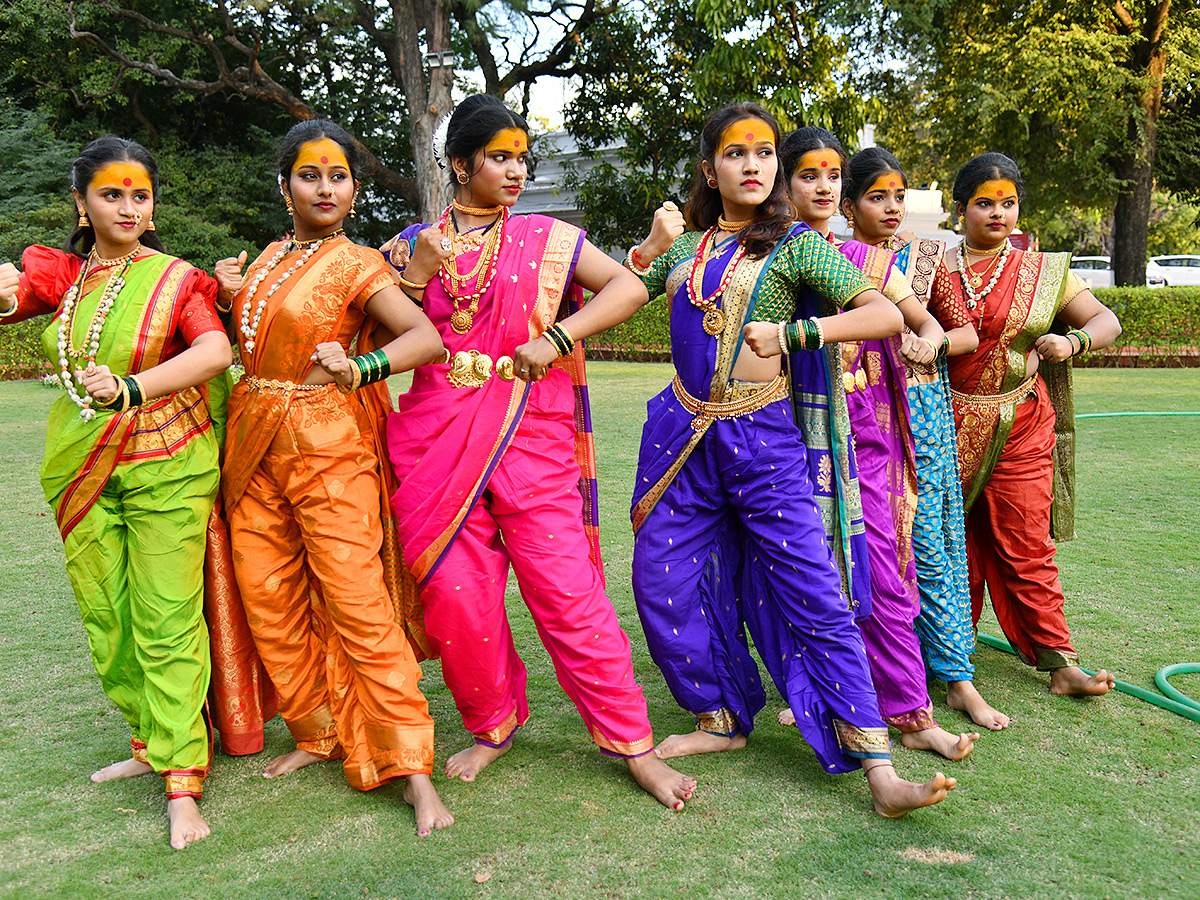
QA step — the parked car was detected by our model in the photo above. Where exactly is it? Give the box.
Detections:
[1069,255,1167,289]
[1149,255,1200,287]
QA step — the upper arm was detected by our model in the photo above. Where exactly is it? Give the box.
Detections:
[362,283,437,337]
[789,233,874,309]
[571,239,644,298]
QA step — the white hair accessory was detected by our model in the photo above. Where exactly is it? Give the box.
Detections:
[431,111,453,170]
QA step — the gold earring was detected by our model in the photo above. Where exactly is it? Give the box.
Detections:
[349,195,357,218]
[146,218,156,231]
[845,214,856,228]
[285,195,295,216]
[77,210,90,228]
[707,177,717,188]
[957,214,965,227]
[457,171,469,184]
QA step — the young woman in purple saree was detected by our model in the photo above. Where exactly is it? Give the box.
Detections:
[779,127,979,761]
[627,102,955,816]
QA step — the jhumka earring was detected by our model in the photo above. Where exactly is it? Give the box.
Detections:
[457,171,469,184]
[145,218,156,231]
[77,210,90,228]
[349,195,357,218]
[958,214,965,227]
[845,214,856,229]
[285,195,296,216]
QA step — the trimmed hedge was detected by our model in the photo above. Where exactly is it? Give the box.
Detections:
[587,286,1200,367]
[0,315,53,381]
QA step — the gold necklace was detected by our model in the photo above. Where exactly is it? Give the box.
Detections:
[963,240,1006,257]
[293,228,345,248]
[717,216,752,232]
[439,206,509,334]
[452,200,503,216]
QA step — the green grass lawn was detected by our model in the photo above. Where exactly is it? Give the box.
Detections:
[0,365,1197,900]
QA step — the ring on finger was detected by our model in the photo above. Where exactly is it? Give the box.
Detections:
[440,237,452,252]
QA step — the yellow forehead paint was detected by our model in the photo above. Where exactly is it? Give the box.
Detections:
[88,162,152,193]
[294,139,350,171]
[795,149,841,174]
[719,118,775,154]
[484,128,529,155]
[971,179,1018,204]
[867,173,904,193]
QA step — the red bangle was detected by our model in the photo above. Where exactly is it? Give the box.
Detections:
[631,248,647,267]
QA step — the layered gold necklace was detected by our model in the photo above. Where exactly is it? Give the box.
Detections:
[439,202,507,334]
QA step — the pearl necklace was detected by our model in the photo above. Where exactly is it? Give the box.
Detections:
[56,244,141,421]
[240,231,344,352]
[956,239,1011,310]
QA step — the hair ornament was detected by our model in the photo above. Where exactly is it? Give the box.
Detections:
[432,111,453,170]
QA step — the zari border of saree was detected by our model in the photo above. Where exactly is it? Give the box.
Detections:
[696,707,739,738]
[592,729,655,759]
[958,251,1067,512]
[474,709,522,748]
[55,411,137,537]
[902,238,945,305]
[832,718,890,760]
[163,772,205,800]
[1034,644,1080,672]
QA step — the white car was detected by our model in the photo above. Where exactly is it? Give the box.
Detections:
[1069,256,1167,289]
[1149,255,1200,286]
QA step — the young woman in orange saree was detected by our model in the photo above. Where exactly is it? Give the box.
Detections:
[0,137,231,849]
[931,152,1120,697]
[215,120,452,835]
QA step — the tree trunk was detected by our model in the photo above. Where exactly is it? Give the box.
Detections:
[1110,0,1169,287]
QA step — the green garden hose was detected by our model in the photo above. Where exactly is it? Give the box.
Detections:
[973,408,1200,724]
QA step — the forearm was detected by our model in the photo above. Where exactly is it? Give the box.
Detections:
[944,324,978,356]
[1074,308,1121,351]
[376,317,443,373]
[134,332,232,398]
[815,291,903,342]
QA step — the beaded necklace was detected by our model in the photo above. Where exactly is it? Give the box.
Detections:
[686,225,747,335]
[956,239,1011,311]
[240,230,345,353]
[56,243,141,421]
[438,205,508,334]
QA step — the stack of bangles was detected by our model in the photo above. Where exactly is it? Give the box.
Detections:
[1066,328,1092,356]
[933,336,951,360]
[337,349,391,393]
[97,374,148,414]
[778,317,825,353]
[625,246,650,277]
[542,322,575,357]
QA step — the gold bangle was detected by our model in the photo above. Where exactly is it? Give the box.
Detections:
[397,273,430,291]
[558,322,575,348]
[0,296,18,318]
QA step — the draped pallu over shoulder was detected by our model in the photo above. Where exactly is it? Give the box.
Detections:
[38,254,212,538]
[386,215,597,587]
[947,250,1076,539]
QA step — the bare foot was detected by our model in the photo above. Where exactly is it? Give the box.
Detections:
[1050,666,1115,697]
[653,730,747,759]
[444,740,510,782]
[167,797,210,850]
[863,762,956,818]
[900,726,980,761]
[403,774,454,835]
[91,758,153,783]
[946,680,1010,730]
[263,748,323,778]
[625,753,697,811]
[777,707,796,727]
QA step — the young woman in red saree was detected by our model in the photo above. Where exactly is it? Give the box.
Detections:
[380,94,696,811]
[930,152,1119,696]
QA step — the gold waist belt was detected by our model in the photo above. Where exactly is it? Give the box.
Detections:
[447,349,517,389]
[241,375,332,393]
[949,373,1038,408]
[672,374,788,430]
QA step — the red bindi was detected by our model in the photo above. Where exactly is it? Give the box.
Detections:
[820,160,828,167]
[889,180,896,187]
[996,190,1003,197]
[746,132,754,141]
[123,177,132,186]
[320,155,329,164]
[514,140,520,148]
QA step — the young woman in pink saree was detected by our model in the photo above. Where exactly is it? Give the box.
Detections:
[380,94,695,810]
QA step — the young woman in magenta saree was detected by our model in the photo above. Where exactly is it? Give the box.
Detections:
[779,127,979,761]
[0,137,231,849]
[930,152,1120,698]
[628,102,955,816]
[838,145,1009,732]
[381,94,696,811]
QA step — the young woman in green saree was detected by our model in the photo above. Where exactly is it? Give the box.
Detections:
[0,136,231,849]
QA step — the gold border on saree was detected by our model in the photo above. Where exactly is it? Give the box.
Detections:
[671,373,787,430]
[950,373,1038,409]
[447,349,516,388]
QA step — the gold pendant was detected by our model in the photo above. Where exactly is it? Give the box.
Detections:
[702,307,726,335]
[968,272,984,289]
[450,308,473,334]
